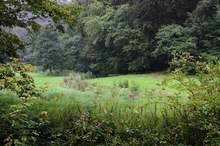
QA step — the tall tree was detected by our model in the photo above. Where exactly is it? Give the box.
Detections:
[80,2,151,75]
[60,26,89,72]
[186,0,220,55]
[153,24,197,67]
[130,0,200,37]
[25,26,64,75]
[0,0,82,62]
[153,0,220,68]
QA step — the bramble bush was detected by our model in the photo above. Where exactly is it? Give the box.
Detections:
[162,52,220,145]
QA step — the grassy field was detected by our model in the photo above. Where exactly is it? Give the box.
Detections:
[29,72,169,104]
[4,72,171,124]
[87,73,165,89]
[30,72,164,89]
[0,72,176,110]
[29,72,63,88]
[22,72,171,116]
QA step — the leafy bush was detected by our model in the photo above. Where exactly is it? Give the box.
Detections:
[0,98,50,146]
[63,72,94,91]
[163,52,220,145]
[0,58,42,98]
[117,80,129,88]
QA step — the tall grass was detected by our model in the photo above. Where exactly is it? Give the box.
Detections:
[24,94,178,145]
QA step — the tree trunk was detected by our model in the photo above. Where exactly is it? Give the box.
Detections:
[49,67,52,76]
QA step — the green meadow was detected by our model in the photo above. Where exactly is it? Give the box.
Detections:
[29,72,171,105]
[87,73,164,88]
[30,72,164,89]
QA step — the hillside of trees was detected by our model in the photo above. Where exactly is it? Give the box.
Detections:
[2,0,220,76]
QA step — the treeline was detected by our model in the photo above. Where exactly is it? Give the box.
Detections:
[25,0,220,76]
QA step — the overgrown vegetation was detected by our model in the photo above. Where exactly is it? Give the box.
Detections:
[161,53,220,145]
[1,53,220,145]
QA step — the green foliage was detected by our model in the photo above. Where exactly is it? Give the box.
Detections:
[59,27,88,72]
[21,0,220,76]
[32,98,176,145]
[0,58,42,98]
[0,0,82,62]
[154,24,197,65]
[0,0,79,30]
[154,4,220,68]
[1,99,50,146]
[117,80,129,88]
[131,0,200,35]
[67,0,216,75]
[0,29,25,63]
[25,26,65,75]
[185,4,220,56]
[3,58,220,145]
[80,2,151,75]
[163,52,220,145]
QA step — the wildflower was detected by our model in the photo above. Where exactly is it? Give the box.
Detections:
[67,133,72,139]
[81,111,86,115]
[97,122,102,127]
[129,94,137,100]
[41,111,48,118]
[54,96,58,102]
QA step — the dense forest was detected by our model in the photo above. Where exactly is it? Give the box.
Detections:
[1,0,220,76]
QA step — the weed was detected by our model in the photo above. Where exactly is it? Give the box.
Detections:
[63,72,88,91]
[118,80,129,88]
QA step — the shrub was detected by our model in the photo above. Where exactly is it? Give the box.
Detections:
[163,52,220,145]
[0,98,50,146]
[117,80,129,88]
[63,72,90,91]
[0,58,43,98]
